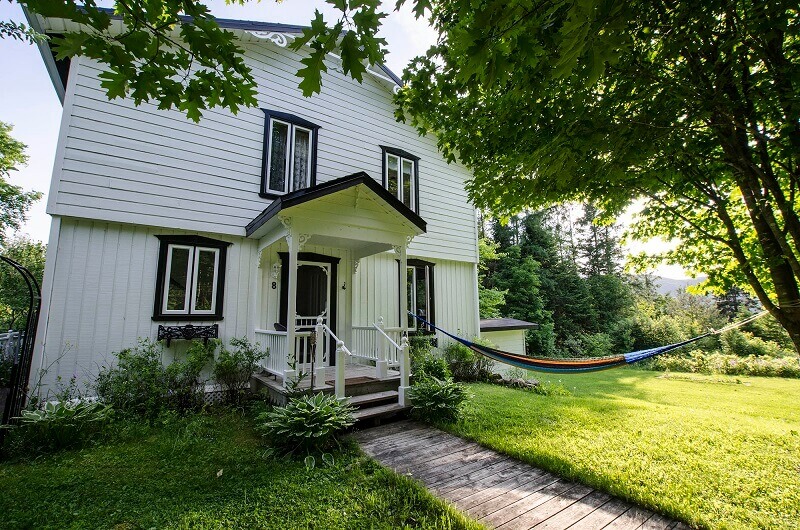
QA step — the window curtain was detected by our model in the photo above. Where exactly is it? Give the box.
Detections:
[293,129,311,191]
[269,121,289,192]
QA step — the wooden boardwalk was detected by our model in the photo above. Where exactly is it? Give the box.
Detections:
[354,421,690,530]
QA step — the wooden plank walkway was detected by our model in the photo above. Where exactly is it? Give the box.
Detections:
[354,421,690,530]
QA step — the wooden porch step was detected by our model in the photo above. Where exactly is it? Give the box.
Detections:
[353,402,409,422]
[348,390,399,408]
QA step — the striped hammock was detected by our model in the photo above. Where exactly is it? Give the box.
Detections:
[409,312,767,374]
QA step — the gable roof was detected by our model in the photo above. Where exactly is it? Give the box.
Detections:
[23,6,403,101]
[245,172,427,238]
[480,318,540,332]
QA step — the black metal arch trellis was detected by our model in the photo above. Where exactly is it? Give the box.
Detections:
[0,255,42,429]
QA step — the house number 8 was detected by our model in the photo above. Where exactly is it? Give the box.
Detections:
[271,281,277,290]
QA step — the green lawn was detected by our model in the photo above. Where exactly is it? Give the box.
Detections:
[0,413,482,530]
[448,370,800,530]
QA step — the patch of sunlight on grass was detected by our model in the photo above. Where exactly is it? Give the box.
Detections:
[445,369,800,530]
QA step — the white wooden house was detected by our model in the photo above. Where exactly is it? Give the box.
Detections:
[26,11,480,413]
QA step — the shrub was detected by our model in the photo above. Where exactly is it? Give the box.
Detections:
[165,340,217,412]
[414,353,451,380]
[581,332,614,358]
[256,393,355,454]
[408,376,469,424]
[720,329,793,358]
[5,400,112,454]
[647,350,800,378]
[408,334,435,370]
[443,341,494,382]
[96,339,168,418]
[213,337,269,404]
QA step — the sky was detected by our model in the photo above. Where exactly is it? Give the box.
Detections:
[0,0,687,279]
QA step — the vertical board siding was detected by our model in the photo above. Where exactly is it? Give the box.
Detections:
[35,219,478,392]
[35,218,259,392]
[51,39,478,263]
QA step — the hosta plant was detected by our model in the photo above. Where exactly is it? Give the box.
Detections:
[408,376,469,424]
[256,393,355,455]
[8,400,113,453]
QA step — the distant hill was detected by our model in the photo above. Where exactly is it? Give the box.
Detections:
[654,276,705,296]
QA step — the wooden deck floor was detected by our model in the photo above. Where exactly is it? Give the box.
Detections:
[354,421,690,530]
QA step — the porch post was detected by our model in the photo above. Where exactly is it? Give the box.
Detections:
[397,243,411,406]
[284,230,299,387]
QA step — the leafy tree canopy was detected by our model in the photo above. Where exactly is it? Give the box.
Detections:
[396,0,800,351]
[0,237,45,330]
[0,121,41,245]
[13,0,414,121]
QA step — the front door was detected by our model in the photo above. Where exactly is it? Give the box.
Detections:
[296,262,330,324]
[279,256,338,367]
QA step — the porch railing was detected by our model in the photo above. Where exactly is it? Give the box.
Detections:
[351,319,404,367]
[255,329,288,377]
[0,331,24,365]
[254,327,328,379]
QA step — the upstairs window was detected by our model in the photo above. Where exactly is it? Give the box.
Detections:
[261,110,319,198]
[153,235,230,321]
[381,146,419,213]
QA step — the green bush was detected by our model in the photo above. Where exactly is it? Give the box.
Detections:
[408,334,435,369]
[4,400,112,454]
[213,337,268,404]
[256,393,355,454]
[96,339,221,417]
[165,340,216,412]
[443,341,494,382]
[720,329,793,358]
[96,339,169,418]
[648,349,800,378]
[414,353,451,380]
[408,376,469,424]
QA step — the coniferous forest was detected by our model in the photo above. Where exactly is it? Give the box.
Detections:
[478,206,799,378]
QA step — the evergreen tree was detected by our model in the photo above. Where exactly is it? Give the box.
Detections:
[477,238,507,318]
[576,203,622,277]
[491,246,555,355]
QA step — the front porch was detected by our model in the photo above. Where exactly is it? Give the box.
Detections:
[245,174,428,408]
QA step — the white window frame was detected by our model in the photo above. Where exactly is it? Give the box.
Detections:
[385,152,416,210]
[190,247,221,315]
[265,118,313,195]
[162,244,220,316]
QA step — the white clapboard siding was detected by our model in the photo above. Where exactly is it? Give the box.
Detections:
[48,34,478,264]
[34,218,258,392]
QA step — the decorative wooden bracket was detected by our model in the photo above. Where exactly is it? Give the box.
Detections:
[157,324,219,347]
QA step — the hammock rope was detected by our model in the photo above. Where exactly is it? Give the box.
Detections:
[409,311,769,374]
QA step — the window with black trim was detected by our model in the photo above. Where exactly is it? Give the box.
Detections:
[381,146,419,213]
[261,109,319,198]
[153,235,230,321]
[406,259,435,330]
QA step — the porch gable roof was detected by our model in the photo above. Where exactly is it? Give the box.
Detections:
[245,172,427,238]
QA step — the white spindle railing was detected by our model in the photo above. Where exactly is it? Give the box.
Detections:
[255,329,288,377]
[380,326,404,366]
[351,326,379,361]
